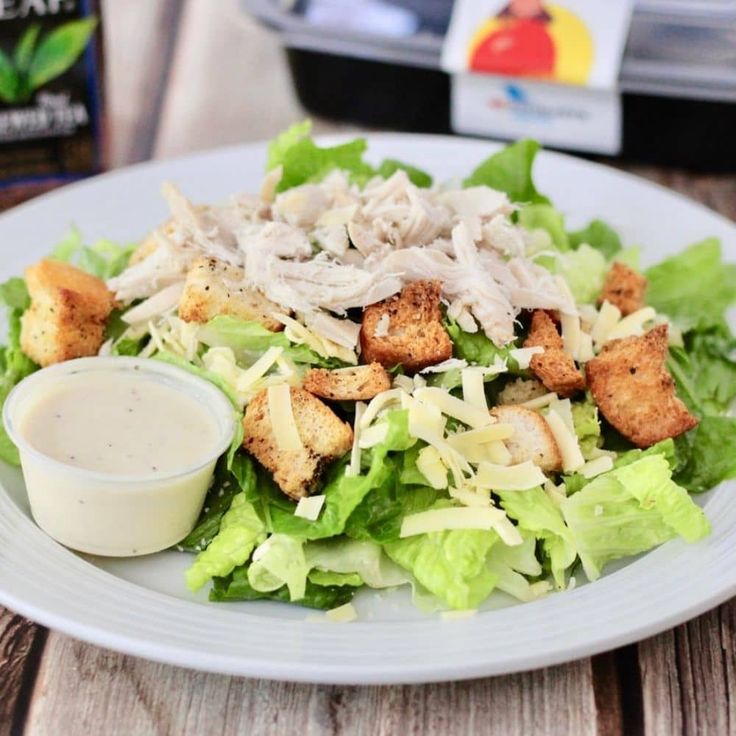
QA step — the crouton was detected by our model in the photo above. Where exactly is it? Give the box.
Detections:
[524,311,585,398]
[598,262,647,316]
[360,280,452,373]
[243,386,353,499]
[20,259,114,367]
[497,377,548,405]
[586,324,698,448]
[491,405,562,472]
[303,363,391,401]
[178,257,282,331]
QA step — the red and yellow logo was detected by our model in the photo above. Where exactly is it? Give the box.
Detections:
[468,1,593,85]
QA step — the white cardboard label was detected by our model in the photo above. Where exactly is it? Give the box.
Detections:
[442,0,633,154]
[452,75,622,155]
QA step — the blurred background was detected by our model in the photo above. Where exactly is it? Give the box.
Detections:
[0,0,734,207]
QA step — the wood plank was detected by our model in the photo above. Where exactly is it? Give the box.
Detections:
[0,607,46,736]
[153,0,353,160]
[25,632,601,736]
[639,601,736,736]
[101,0,184,167]
[615,166,736,736]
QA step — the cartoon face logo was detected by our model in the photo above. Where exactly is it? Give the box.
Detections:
[468,2,593,85]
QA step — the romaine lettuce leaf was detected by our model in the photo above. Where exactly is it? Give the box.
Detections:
[377,159,432,188]
[568,219,622,259]
[308,570,363,587]
[487,530,550,602]
[179,457,248,552]
[51,226,136,279]
[444,318,522,372]
[560,455,709,580]
[519,204,568,250]
[384,505,499,609]
[258,410,416,540]
[305,538,409,588]
[210,571,355,609]
[185,492,266,592]
[247,534,309,601]
[673,416,736,494]
[267,121,374,193]
[645,238,736,331]
[572,397,602,459]
[496,487,576,588]
[463,139,550,205]
[554,244,608,304]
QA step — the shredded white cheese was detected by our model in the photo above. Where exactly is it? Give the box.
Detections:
[509,346,544,370]
[521,392,559,410]
[579,455,614,479]
[294,495,326,521]
[358,422,389,449]
[605,306,657,342]
[591,300,622,347]
[360,389,404,429]
[413,387,492,429]
[486,440,513,466]
[416,446,449,489]
[346,402,366,477]
[544,411,584,473]
[267,384,303,451]
[420,358,469,374]
[324,602,358,623]
[475,461,546,491]
[400,506,505,537]
[461,367,488,412]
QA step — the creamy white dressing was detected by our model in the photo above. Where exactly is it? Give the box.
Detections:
[19,370,221,475]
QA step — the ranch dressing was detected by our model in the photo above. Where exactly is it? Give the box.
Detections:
[19,370,221,476]
[4,357,235,557]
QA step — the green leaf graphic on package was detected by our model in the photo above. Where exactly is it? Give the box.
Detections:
[0,18,96,104]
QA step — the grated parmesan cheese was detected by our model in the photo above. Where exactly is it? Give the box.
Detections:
[475,460,546,491]
[294,495,326,521]
[509,346,544,370]
[267,384,303,451]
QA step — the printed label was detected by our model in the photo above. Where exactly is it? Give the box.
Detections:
[442,0,633,154]
[452,75,622,154]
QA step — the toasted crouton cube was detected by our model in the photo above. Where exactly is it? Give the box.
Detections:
[178,257,282,331]
[586,324,698,448]
[491,405,562,472]
[497,377,548,406]
[243,387,353,499]
[598,262,647,316]
[303,363,391,401]
[360,280,452,373]
[524,311,585,398]
[20,259,114,367]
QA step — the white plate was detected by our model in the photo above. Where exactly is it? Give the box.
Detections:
[0,135,734,685]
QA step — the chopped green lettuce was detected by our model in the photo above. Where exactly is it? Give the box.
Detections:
[210,571,355,609]
[179,457,247,552]
[185,493,266,592]
[257,410,416,540]
[463,139,550,205]
[247,534,309,601]
[496,487,576,588]
[51,226,136,279]
[308,570,363,587]
[267,120,374,193]
[519,204,568,250]
[560,455,709,580]
[568,219,622,259]
[572,398,602,459]
[384,504,499,609]
[554,244,608,304]
[377,159,432,188]
[444,319,522,372]
[487,530,549,602]
[305,538,409,588]
[645,238,736,332]
[674,416,736,494]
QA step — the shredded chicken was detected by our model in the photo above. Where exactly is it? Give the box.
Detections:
[108,166,574,347]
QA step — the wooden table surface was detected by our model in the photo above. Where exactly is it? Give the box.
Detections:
[1,2,735,734]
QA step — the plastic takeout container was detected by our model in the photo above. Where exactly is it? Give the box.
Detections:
[3,357,236,557]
